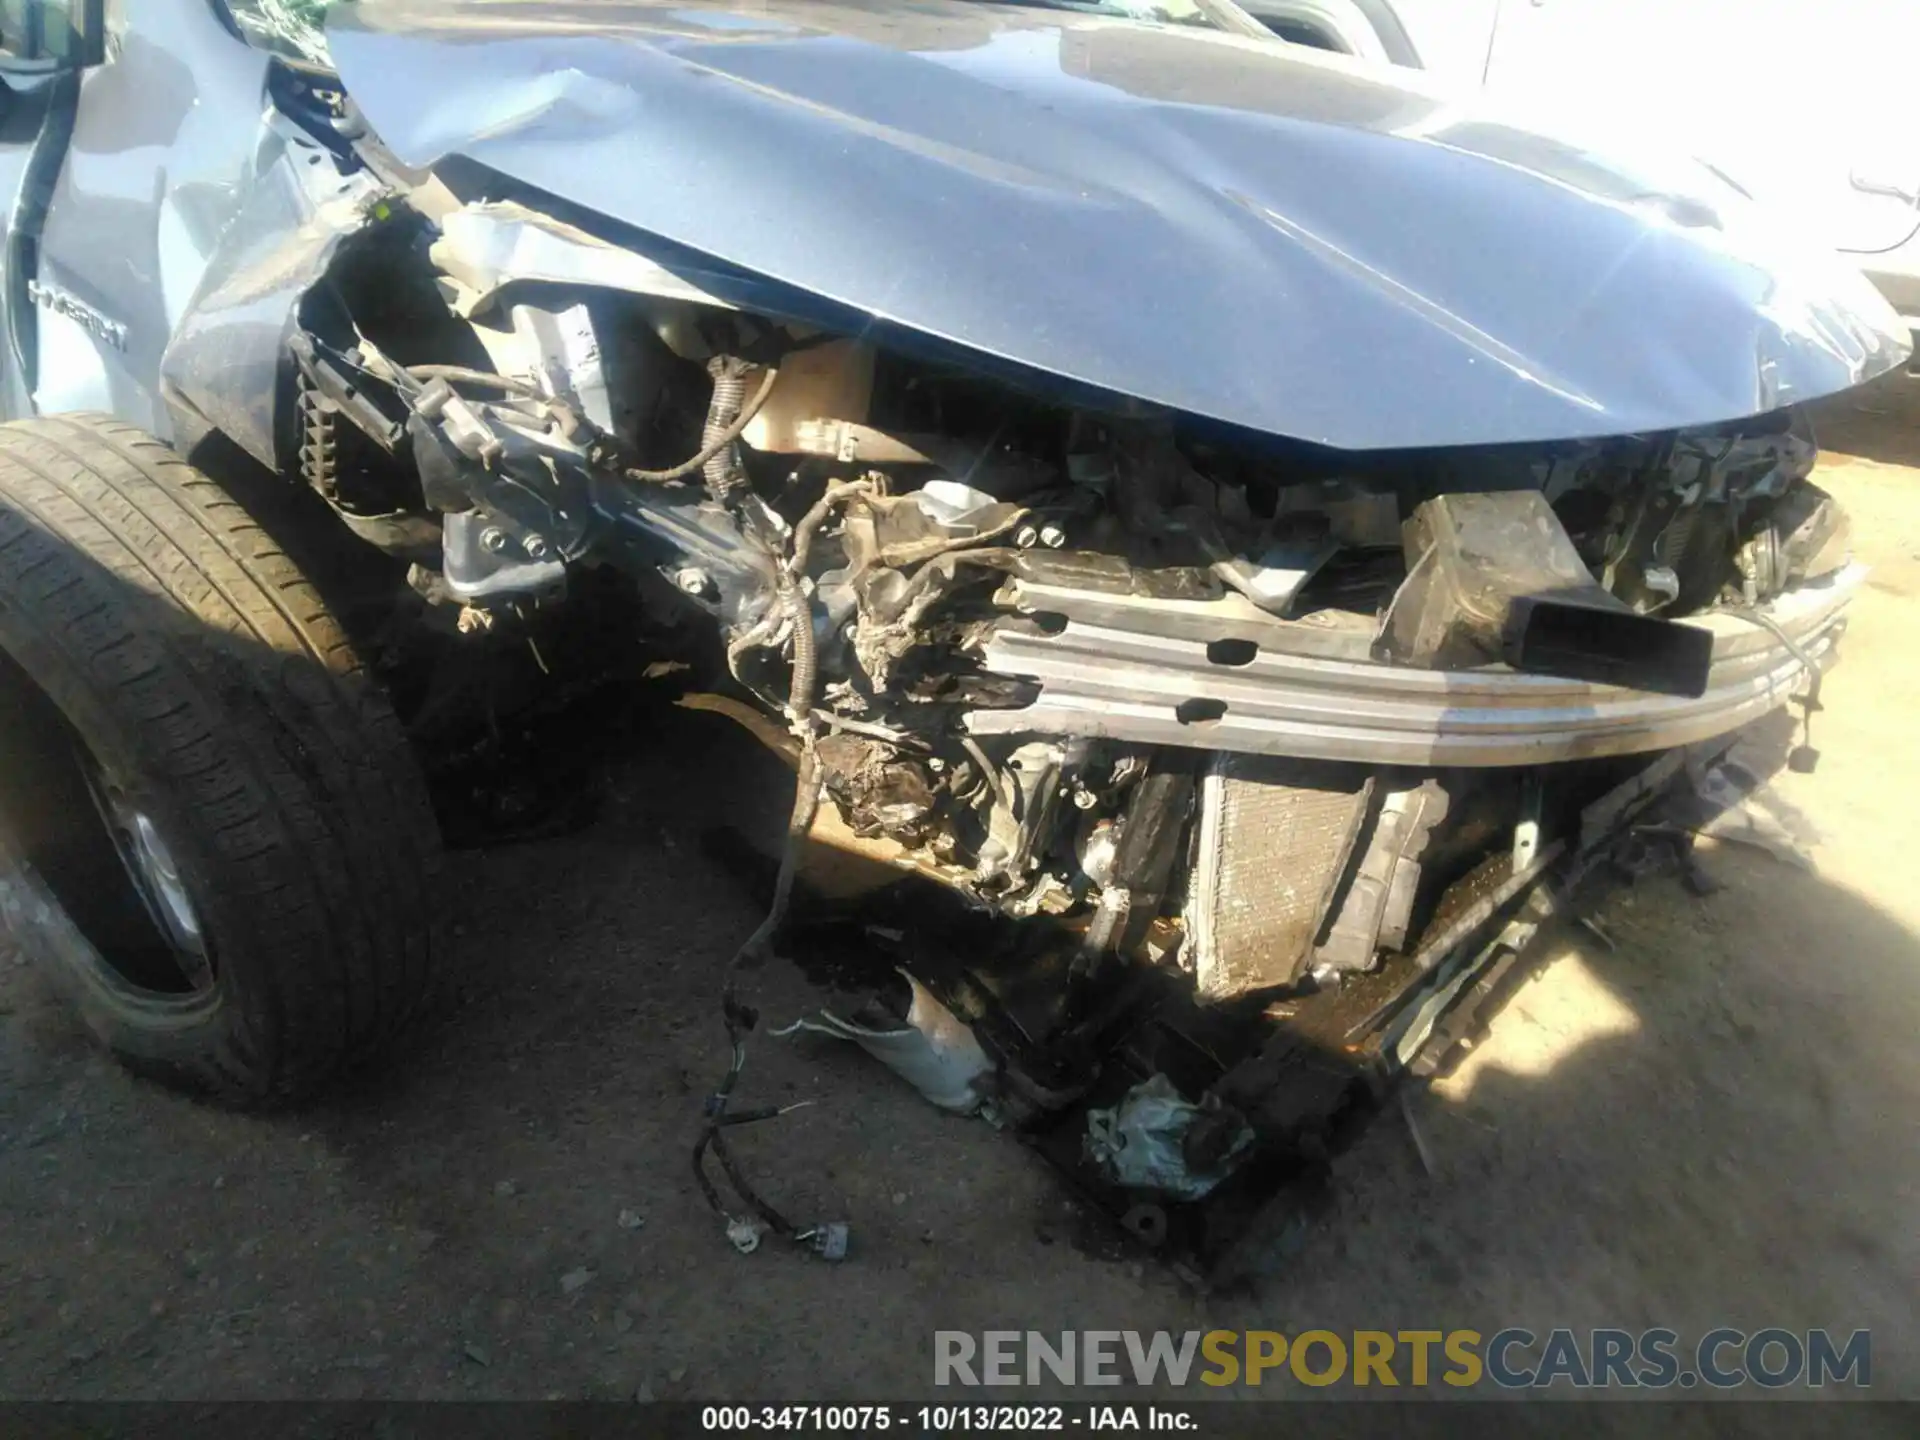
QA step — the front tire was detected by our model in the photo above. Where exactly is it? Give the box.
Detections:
[0,414,443,1104]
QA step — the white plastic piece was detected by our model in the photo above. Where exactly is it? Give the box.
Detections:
[776,970,992,1114]
[911,479,1002,528]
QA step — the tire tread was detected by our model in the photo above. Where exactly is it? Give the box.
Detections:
[0,414,443,1102]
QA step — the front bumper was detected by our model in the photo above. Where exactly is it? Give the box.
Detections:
[967,566,1856,768]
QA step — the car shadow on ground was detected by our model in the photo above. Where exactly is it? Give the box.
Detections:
[8,683,1914,1407]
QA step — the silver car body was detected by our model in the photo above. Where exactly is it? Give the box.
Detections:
[1249,0,1920,339]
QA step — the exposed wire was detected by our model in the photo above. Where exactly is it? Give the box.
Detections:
[960,735,1012,816]
[628,363,781,483]
[725,608,787,689]
[900,507,1032,564]
[1398,1086,1436,1177]
[725,477,874,703]
[404,363,544,395]
[688,410,1022,1246]
[691,735,826,1242]
[820,711,925,748]
[1723,602,1824,765]
[1723,603,1823,712]
[693,543,831,1246]
[791,476,878,576]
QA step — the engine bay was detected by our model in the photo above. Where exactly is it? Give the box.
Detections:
[274,184,1851,1260]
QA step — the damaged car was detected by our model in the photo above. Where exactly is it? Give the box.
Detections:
[0,0,1904,1258]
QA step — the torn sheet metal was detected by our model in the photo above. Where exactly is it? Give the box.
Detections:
[1666,736,1821,871]
[1686,781,1817,871]
[430,202,742,319]
[777,970,992,1114]
[1085,1075,1254,1201]
[329,0,1906,451]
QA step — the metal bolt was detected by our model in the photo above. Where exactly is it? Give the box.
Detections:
[523,534,551,561]
[1038,523,1067,549]
[1013,524,1039,549]
[1071,788,1099,811]
[674,566,712,596]
[479,527,508,554]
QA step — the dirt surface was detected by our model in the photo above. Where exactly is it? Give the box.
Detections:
[3,376,1918,1408]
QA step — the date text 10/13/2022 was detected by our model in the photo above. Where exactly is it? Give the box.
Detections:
[701,1407,1194,1431]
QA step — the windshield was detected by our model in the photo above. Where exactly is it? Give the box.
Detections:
[221,0,1259,68]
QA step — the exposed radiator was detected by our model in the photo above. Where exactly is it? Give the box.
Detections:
[1185,756,1373,1001]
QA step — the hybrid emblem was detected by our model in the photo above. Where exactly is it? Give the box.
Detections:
[27,279,127,352]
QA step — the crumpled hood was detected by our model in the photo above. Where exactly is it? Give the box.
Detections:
[329,0,1909,451]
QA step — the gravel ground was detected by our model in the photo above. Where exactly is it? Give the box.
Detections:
[2,377,1917,1409]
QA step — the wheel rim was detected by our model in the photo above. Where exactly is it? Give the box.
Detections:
[76,753,215,996]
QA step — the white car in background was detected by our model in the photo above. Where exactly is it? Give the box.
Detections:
[1246,0,1920,350]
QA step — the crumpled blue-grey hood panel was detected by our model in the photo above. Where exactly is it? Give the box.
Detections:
[329,0,1909,450]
